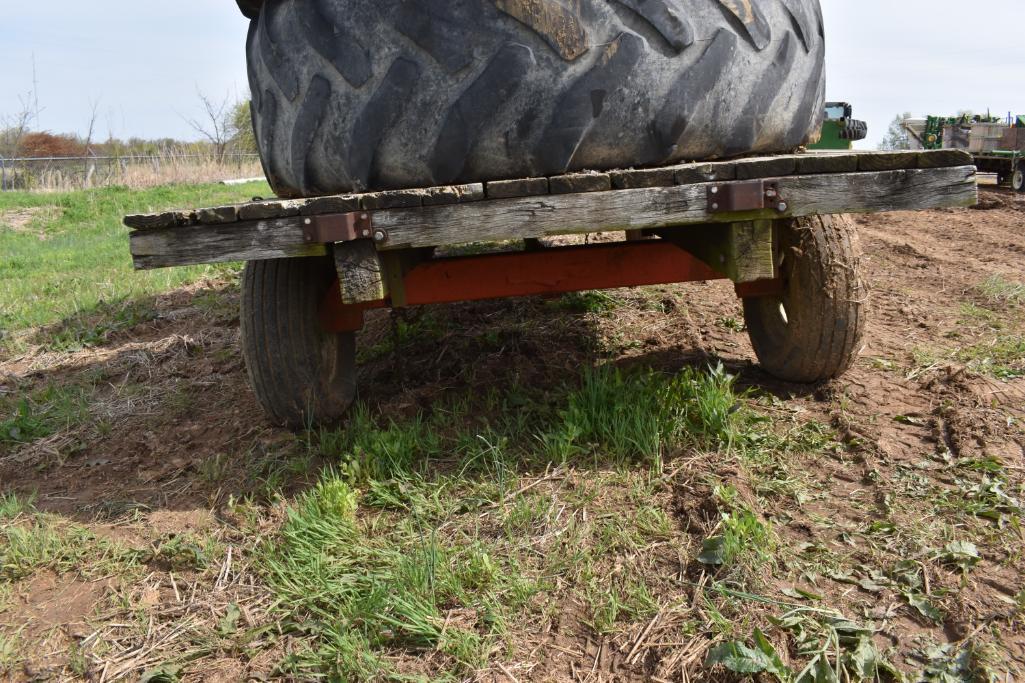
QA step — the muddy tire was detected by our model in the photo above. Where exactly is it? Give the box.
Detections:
[244,0,826,198]
[241,256,356,428]
[1012,162,1025,193]
[743,214,866,383]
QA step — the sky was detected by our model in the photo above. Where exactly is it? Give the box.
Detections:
[2,1,1025,150]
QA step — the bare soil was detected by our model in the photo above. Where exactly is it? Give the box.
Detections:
[1,187,1023,680]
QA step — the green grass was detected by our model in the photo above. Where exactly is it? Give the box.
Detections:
[978,275,1025,306]
[0,494,141,582]
[0,382,91,446]
[0,181,269,353]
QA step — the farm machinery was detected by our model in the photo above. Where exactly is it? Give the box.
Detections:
[121,0,980,428]
[904,114,1025,192]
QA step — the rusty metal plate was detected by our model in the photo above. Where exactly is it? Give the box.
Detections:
[707,180,784,213]
[301,212,373,244]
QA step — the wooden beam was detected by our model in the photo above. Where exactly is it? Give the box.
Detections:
[333,240,386,305]
[371,166,977,251]
[130,218,327,268]
[130,166,977,270]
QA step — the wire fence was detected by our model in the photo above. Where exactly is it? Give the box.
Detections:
[0,153,265,191]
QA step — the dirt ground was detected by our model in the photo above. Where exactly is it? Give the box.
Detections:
[1,186,1023,680]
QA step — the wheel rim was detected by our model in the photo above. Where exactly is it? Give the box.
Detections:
[1014,168,1025,191]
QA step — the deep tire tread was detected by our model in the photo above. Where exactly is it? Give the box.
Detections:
[246,0,826,197]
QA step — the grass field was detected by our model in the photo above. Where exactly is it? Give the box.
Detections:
[1,184,1023,681]
[0,181,269,353]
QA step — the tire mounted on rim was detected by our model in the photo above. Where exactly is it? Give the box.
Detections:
[241,256,357,428]
[242,0,827,198]
[1012,161,1025,193]
[743,214,866,383]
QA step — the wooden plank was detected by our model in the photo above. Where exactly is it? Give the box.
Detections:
[734,156,797,180]
[129,166,977,269]
[611,167,676,189]
[486,177,549,199]
[334,240,386,305]
[239,199,308,221]
[301,194,359,215]
[674,161,737,185]
[857,152,912,172]
[372,166,977,251]
[918,149,973,168]
[130,218,327,269]
[196,205,240,225]
[795,153,859,175]
[360,189,426,210]
[549,171,611,194]
[422,183,485,206]
[124,210,195,230]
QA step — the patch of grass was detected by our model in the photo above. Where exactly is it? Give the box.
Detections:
[0,503,140,582]
[978,274,1025,306]
[0,181,269,354]
[0,383,91,447]
[258,475,538,680]
[955,335,1025,379]
[540,363,747,467]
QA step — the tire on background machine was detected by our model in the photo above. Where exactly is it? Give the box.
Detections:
[1012,161,1025,193]
[743,214,867,383]
[241,256,356,428]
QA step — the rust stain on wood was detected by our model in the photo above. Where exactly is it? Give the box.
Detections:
[495,0,589,61]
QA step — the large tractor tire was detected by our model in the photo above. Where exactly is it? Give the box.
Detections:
[243,0,826,198]
[743,214,866,383]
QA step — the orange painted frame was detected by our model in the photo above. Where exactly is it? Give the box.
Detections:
[319,240,773,333]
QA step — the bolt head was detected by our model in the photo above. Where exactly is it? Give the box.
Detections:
[777,202,788,212]
[373,230,387,242]
[710,186,719,194]
[304,218,312,225]
[362,229,370,237]
[712,202,719,210]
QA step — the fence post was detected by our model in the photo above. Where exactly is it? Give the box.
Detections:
[0,156,6,192]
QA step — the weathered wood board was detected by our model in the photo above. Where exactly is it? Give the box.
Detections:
[130,164,977,269]
[124,150,973,231]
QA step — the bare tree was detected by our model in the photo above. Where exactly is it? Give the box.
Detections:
[0,91,37,158]
[184,90,235,162]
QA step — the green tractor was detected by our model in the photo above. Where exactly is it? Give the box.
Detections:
[808,102,868,151]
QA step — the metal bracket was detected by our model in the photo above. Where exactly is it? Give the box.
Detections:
[301,212,373,244]
[708,181,787,214]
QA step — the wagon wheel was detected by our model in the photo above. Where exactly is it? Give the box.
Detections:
[241,256,356,428]
[1012,162,1025,193]
[743,214,867,383]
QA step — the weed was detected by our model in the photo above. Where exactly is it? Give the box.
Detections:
[0,384,90,447]
[698,509,774,571]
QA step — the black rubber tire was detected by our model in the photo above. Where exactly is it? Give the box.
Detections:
[743,214,866,383]
[244,0,826,198]
[1012,162,1025,193]
[840,119,868,141]
[241,256,357,428]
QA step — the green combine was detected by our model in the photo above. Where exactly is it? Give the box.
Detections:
[808,102,868,151]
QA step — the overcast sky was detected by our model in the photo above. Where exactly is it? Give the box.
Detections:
[3,1,1024,150]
